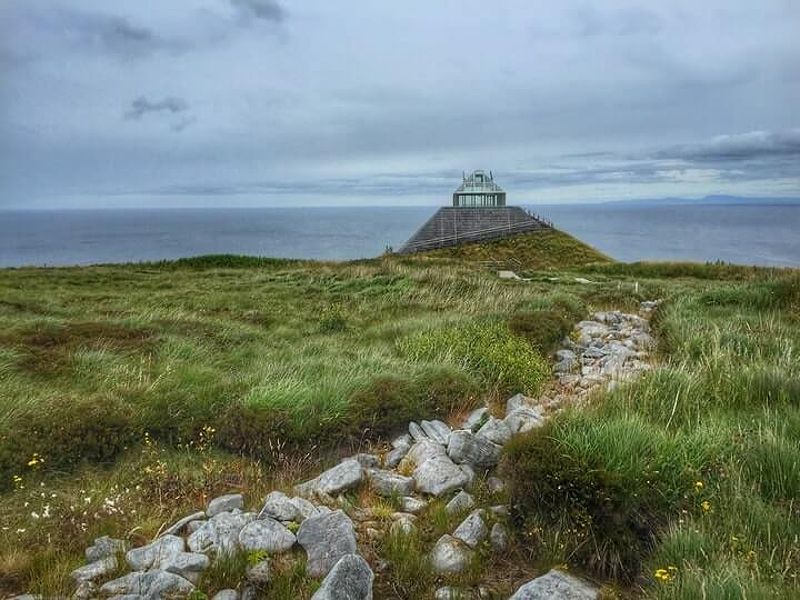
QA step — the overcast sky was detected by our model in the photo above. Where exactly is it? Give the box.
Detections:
[1,0,798,208]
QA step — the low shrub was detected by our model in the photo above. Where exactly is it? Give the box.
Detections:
[0,397,137,491]
[508,310,572,354]
[398,319,549,397]
[501,415,710,582]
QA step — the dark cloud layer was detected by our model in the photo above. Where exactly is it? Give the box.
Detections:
[0,1,797,207]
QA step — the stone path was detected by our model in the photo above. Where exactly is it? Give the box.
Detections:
[53,301,659,600]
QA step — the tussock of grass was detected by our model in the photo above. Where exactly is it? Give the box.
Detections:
[502,271,800,595]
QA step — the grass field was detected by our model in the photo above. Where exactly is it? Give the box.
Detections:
[0,229,797,597]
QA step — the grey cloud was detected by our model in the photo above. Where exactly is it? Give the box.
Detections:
[658,129,800,161]
[573,6,662,37]
[125,96,190,120]
[231,0,286,23]
[43,9,172,59]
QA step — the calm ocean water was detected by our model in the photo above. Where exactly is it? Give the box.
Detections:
[0,203,798,268]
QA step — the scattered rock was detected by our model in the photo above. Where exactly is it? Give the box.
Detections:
[100,570,194,596]
[71,556,116,582]
[188,511,255,554]
[391,433,413,449]
[504,406,545,434]
[297,510,358,577]
[509,569,598,599]
[462,406,488,431]
[207,493,244,517]
[400,496,427,514]
[445,490,475,514]
[489,523,508,551]
[259,491,301,522]
[295,459,363,499]
[85,535,127,563]
[290,495,321,521]
[447,430,502,468]
[354,453,380,469]
[408,421,428,442]
[238,518,297,553]
[126,535,185,571]
[476,417,512,446]
[435,587,470,600]
[246,559,271,585]
[385,445,410,468]
[161,552,210,584]
[452,509,488,548]
[430,535,472,574]
[212,590,239,600]
[420,420,451,445]
[412,456,471,496]
[404,438,446,466]
[310,553,374,600]
[367,469,415,497]
[506,393,533,413]
[486,476,505,494]
[72,580,96,600]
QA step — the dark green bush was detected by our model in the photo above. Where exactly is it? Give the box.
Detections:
[0,397,137,490]
[349,367,479,437]
[501,418,698,582]
[508,310,571,354]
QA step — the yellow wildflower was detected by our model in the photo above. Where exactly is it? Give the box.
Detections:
[701,500,712,512]
[27,453,43,468]
[694,480,704,491]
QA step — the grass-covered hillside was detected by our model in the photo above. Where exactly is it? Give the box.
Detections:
[0,230,797,597]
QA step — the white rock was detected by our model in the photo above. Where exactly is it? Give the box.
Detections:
[486,476,506,494]
[126,535,185,571]
[238,518,296,553]
[391,433,413,449]
[400,496,427,514]
[452,509,488,548]
[367,469,415,497]
[430,535,472,574]
[404,439,447,466]
[85,536,126,563]
[490,523,509,551]
[295,458,363,499]
[447,430,502,468]
[160,552,210,584]
[445,490,475,514]
[385,445,410,468]
[212,590,240,600]
[246,560,271,585]
[420,420,451,445]
[188,511,255,554]
[509,569,598,599]
[207,493,244,517]
[311,554,374,600]
[506,393,533,414]
[413,456,471,496]
[100,570,194,596]
[259,491,301,522]
[297,510,358,577]
[462,406,488,431]
[504,406,545,434]
[408,421,428,442]
[290,496,320,521]
[476,417,512,446]
[71,556,117,582]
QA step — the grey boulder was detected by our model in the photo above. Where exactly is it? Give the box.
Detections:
[207,493,244,517]
[445,490,475,514]
[212,591,240,600]
[85,536,127,562]
[490,523,509,551]
[295,459,363,499]
[297,510,358,577]
[188,511,256,554]
[238,518,297,553]
[259,491,301,522]
[367,469,415,497]
[100,570,194,597]
[126,535,184,571]
[509,569,598,599]
[420,420,451,445]
[310,553,374,600]
[430,535,472,574]
[476,417,512,446]
[412,456,471,496]
[447,430,501,468]
[452,509,487,548]
[71,556,117,582]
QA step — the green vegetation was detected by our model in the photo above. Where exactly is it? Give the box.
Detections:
[502,268,800,598]
[0,232,798,597]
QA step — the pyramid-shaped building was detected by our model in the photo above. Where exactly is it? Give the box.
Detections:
[398,170,549,254]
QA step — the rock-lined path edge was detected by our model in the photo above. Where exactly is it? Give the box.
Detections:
[34,301,658,600]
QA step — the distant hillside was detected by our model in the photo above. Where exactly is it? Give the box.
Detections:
[600,195,800,206]
[409,228,611,270]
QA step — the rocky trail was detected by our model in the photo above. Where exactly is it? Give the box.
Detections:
[39,302,659,600]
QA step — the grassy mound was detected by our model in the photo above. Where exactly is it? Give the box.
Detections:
[408,229,610,270]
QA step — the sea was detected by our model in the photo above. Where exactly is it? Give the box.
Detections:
[0,202,798,268]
